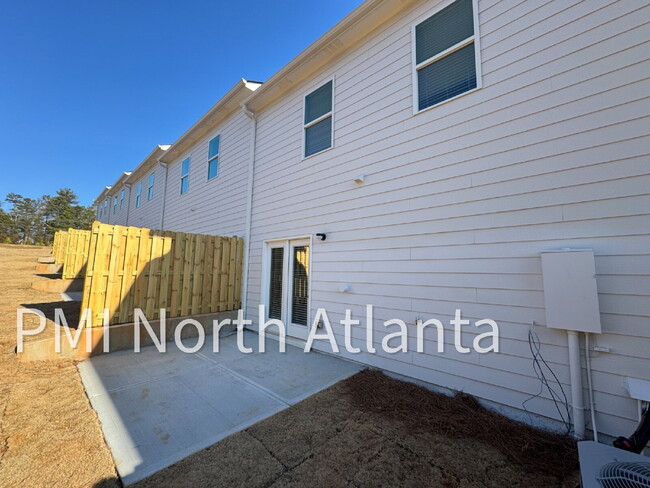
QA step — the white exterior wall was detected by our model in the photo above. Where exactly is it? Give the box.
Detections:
[162,110,250,236]
[126,170,164,229]
[105,185,130,226]
[246,0,650,439]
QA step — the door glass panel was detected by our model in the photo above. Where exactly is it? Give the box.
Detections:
[269,247,284,320]
[291,245,309,325]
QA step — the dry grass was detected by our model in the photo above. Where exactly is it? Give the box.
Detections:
[0,245,119,488]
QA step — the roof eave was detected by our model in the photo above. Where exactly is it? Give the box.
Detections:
[244,0,419,113]
[159,79,262,163]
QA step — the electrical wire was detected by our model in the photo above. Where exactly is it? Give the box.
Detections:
[523,328,572,435]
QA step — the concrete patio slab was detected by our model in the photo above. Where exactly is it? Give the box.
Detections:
[77,331,361,485]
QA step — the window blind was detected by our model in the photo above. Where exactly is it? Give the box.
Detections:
[269,248,284,320]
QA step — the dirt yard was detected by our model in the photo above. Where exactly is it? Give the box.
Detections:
[0,244,579,488]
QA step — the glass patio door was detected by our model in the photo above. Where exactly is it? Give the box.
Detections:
[265,239,311,340]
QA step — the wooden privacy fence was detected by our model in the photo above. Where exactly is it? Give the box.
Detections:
[62,229,92,279]
[52,230,68,265]
[81,221,244,327]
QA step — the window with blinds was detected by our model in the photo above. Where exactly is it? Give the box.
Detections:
[304,80,333,158]
[207,135,220,180]
[268,247,284,320]
[291,245,309,326]
[414,0,479,112]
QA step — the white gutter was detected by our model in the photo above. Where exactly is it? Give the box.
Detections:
[241,103,257,319]
[158,162,169,230]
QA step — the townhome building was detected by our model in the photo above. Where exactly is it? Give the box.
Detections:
[94,0,650,442]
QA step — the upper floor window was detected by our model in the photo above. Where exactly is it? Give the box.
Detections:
[148,173,155,201]
[135,183,142,208]
[113,196,118,214]
[208,135,220,180]
[414,0,480,112]
[304,80,333,158]
[180,157,190,194]
[120,189,125,209]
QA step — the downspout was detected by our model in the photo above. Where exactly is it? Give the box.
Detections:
[241,103,257,322]
[567,330,586,438]
[125,184,132,226]
[158,161,169,230]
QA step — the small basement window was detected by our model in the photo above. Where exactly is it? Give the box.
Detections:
[135,184,142,208]
[180,157,190,194]
[208,135,220,180]
[304,80,333,158]
[147,173,155,201]
[414,0,480,112]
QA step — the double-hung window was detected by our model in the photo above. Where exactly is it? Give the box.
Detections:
[135,183,142,208]
[113,196,118,214]
[180,158,190,194]
[414,0,480,112]
[147,173,155,201]
[303,80,333,158]
[208,135,220,180]
[120,189,125,209]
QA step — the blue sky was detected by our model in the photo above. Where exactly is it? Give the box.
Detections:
[0,0,362,207]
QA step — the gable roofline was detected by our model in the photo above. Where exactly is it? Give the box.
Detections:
[159,78,262,164]
[244,0,419,113]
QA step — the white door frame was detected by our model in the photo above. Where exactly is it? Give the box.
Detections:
[261,235,313,340]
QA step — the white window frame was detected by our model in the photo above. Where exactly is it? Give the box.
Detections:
[135,183,142,208]
[302,78,335,160]
[207,135,220,181]
[261,236,313,340]
[180,157,190,195]
[147,173,155,201]
[411,0,482,115]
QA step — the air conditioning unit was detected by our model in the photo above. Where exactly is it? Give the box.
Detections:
[579,441,650,487]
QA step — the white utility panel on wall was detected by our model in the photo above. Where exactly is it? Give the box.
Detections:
[540,249,602,334]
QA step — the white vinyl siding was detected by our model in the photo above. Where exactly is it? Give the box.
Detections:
[413,0,481,112]
[208,135,220,180]
[303,80,334,158]
[162,111,251,236]
[246,0,650,441]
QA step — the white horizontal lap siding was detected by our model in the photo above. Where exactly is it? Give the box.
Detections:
[247,0,650,438]
[108,186,129,226]
[127,174,162,230]
[162,111,250,236]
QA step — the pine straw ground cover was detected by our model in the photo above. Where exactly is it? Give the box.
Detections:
[135,369,579,488]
